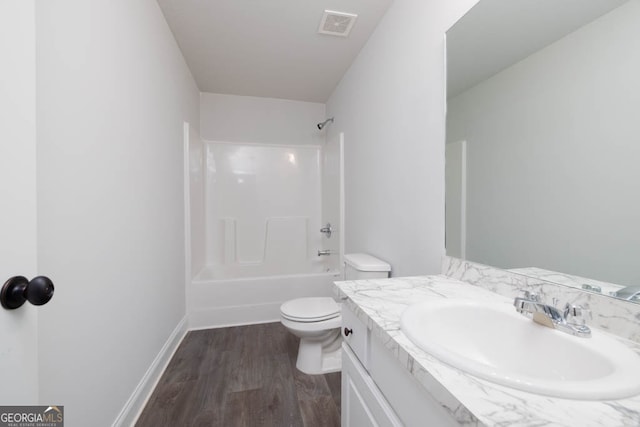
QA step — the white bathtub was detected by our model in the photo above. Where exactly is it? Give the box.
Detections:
[193,260,334,281]
[188,266,341,330]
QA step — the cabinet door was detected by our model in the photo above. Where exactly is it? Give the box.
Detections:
[343,375,379,427]
[342,344,401,427]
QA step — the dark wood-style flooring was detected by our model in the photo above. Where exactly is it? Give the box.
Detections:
[136,322,341,427]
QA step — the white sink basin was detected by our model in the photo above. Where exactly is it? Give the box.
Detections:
[401,299,640,400]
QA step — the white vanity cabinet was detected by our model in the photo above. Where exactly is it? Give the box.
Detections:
[341,304,459,427]
[341,305,402,426]
[342,344,402,426]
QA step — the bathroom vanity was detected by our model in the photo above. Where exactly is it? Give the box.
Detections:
[336,259,640,426]
[341,302,458,426]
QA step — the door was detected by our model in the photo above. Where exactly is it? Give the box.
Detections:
[0,0,39,404]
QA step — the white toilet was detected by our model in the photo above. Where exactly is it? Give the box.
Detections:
[280,253,391,375]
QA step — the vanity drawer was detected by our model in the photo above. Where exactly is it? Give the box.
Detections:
[342,304,370,369]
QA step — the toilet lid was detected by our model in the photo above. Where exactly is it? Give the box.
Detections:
[280,297,340,322]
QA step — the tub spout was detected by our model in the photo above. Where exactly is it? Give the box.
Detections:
[317,250,333,256]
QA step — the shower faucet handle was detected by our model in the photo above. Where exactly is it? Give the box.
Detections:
[320,223,332,238]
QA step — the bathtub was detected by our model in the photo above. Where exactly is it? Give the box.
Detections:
[188,265,341,330]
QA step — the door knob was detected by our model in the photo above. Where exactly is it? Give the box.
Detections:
[1,276,55,310]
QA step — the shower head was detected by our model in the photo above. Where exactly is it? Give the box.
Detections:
[317,117,334,130]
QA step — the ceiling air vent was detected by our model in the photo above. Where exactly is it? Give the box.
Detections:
[318,10,358,37]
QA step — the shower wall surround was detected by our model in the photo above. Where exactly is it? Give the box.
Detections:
[443,257,640,343]
[203,141,325,276]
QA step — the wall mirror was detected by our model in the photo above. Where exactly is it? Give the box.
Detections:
[445,0,640,303]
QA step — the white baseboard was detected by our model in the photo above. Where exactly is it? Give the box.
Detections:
[111,315,188,427]
[188,301,282,330]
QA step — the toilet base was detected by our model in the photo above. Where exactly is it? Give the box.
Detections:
[294,328,342,375]
[320,346,342,374]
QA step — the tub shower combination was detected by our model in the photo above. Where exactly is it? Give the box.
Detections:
[188,139,340,329]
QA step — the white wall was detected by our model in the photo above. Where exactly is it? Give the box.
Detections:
[0,0,38,404]
[447,0,640,286]
[200,92,326,145]
[35,0,199,424]
[326,0,479,277]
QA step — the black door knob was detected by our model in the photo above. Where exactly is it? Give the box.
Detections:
[1,276,55,310]
[25,276,54,306]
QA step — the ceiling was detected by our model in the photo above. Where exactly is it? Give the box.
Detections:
[157,0,395,103]
[447,0,629,98]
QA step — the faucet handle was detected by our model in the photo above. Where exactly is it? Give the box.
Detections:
[523,290,540,302]
[563,302,581,317]
[564,302,590,325]
[319,223,333,238]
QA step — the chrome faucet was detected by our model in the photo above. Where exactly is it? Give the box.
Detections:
[317,249,333,256]
[513,291,591,338]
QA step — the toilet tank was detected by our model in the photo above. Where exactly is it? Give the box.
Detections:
[344,253,391,280]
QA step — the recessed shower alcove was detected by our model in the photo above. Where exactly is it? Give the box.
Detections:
[185,109,343,328]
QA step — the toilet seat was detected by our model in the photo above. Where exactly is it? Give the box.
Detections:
[280,297,340,323]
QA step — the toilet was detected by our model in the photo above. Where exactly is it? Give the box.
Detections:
[280,253,391,375]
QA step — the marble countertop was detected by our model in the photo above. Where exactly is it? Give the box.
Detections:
[334,275,640,426]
